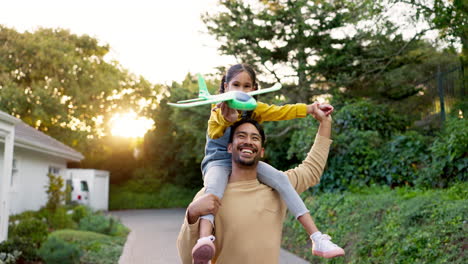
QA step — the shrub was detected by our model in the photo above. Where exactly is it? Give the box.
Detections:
[71,205,91,224]
[417,117,468,187]
[9,218,48,246]
[319,129,383,191]
[369,131,430,187]
[123,168,163,193]
[50,229,127,264]
[109,183,197,210]
[8,210,39,222]
[0,250,21,264]
[78,214,119,236]
[47,207,76,230]
[0,237,40,262]
[38,236,82,264]
[283,183,468,263]
[45,173,66,212]
[334,99,406,138]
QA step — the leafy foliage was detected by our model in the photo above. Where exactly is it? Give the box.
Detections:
[0,237,39,262]
[0,26,158,148]
[109,183,198,210]
[78,214,120,236]
[283,183,468,263]
[46,207,76,230]
[71,205,92,224]
[334,99,406,138]
[0,250,21,264]
[9,218,48,246]
[45,173,65,212]
[369,131,429,186]
[417,117,468,187]
[50,229,127,264]
[38,236,82,264]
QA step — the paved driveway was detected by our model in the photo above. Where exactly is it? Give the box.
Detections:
[111,209,308,264]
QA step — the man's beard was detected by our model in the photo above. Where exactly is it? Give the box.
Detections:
[233,143,261,167]
[233,155,259,167]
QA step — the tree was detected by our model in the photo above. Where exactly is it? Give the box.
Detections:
[0,26,158,150]
[202,0,397,101]
[140,74,218,187]
[202,0,459,124]
[389,0,467,87]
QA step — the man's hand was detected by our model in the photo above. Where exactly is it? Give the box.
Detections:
[213,102,238,123]
[187,193,222,224]
[311,103,332,138]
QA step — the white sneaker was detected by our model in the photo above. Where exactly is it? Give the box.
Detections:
[311,233,345,259]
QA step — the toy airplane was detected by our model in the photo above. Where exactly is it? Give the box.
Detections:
[168,74,282,111]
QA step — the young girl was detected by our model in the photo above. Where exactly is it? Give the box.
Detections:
[192,64,345,263]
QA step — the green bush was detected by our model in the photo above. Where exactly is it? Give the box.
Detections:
[46,207,76,230]
[283,183,468,263]
[71,205,91,224]
[8,210,40,222]
[334,100,406,138]
[369,131,430,186]
[319,129,383,191]
[38,236,82,264]
[51,229,127,264]
[45,173,66,212]
[0,250,21,264]
[109,183,197,210]
[0,237,40,262]
[417,117,468,187]
[123,168,163,193]
[78,214,119,236]
[9,218,48,245]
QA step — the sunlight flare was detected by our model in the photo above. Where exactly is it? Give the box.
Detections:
[110,111,154,138]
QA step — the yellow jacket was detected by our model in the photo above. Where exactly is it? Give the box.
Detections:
[208,102,307,139]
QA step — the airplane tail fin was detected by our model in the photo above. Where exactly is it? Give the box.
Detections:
[197,74,211,99]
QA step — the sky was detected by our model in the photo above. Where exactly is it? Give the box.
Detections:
[1,0,236,84]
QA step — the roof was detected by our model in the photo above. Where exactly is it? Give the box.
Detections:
[0,111,84,162]
[13,121,84,162]
[0,111,20,125]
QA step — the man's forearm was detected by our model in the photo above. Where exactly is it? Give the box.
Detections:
[187,208,199,224]
[318,118,332,138]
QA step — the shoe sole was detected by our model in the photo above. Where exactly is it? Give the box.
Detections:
[193,244,214,264]
[313,250,345,259]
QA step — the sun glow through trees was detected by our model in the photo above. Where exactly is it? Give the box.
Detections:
[110,111,154,138]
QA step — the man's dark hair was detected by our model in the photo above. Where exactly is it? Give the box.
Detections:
[228,118,266,146]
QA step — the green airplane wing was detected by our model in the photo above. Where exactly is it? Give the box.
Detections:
[167,92,238,108]
[247,83,282,96]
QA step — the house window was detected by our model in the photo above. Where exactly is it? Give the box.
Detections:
[48,166,61,176]
[11,158,18,188]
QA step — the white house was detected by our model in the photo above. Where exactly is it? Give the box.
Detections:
[0,111,18,242]
[0,111,98,242]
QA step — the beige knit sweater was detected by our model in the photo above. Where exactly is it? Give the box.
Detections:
[177,135,332,264]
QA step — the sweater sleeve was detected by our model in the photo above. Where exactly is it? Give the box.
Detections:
[286,135,332,194]
[176,191,204,264]
[253,102,307,123]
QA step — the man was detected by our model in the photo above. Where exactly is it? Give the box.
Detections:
[177,104,337,263]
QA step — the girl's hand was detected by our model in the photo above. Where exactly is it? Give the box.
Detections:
[215,102,238,122]
[311,103,333,123]
[307,102,334,116]
[318,103,334,116]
